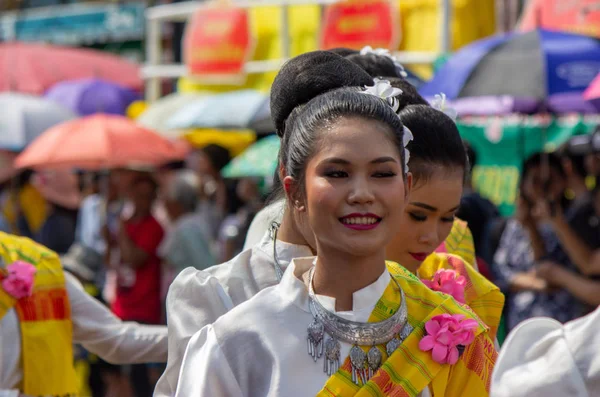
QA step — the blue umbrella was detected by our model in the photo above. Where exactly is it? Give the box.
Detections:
[420,29,600,114]
[166,90,273,133]
[0,93,77,151]
[45,78,140,116]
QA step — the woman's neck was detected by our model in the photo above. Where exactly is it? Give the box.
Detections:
[312,248,387,312]
[277,208,313,252]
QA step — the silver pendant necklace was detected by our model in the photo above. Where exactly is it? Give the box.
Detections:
[269,221,285,282]
[306,265,413,384]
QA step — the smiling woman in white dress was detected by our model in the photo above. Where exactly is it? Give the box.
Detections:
[154,51,376,396]
[176,51,496,397]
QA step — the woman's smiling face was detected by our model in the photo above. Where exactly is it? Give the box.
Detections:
[293,117,408,258]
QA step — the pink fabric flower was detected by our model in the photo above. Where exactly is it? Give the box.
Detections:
[1,261,36,299]
[421,269,466,304]
[418,313,478,365]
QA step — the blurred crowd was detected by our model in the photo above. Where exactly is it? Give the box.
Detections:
[0,143,265,396]
[460,130,600,338]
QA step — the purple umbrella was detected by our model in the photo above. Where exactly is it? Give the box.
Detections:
[45,78,141,116]
[420,29,600,115]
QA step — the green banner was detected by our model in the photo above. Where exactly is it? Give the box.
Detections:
[458,115,599,216]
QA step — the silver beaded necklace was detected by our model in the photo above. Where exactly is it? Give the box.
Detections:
[306,265,413,384]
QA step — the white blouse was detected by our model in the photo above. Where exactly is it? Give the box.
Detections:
[176,258,431,397]
[154,231,313,396]
[0,272,167,393]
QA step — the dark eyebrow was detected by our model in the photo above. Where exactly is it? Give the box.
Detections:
[322,157,398,165]
[410,202,460,213]
[371,156,398,164]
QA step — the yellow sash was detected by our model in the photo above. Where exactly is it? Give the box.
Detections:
[417,253,504,340]
[0,232,78,396]
[438,218,476,268]
[318,262,497,397]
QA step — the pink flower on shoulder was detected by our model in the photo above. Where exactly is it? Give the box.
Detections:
[418,313,477,365]
[421,269,466,304]
[1,261,36,299]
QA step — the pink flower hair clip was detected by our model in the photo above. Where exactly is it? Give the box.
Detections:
[1,260,36,299]
[418,313,477,365]
[421,269,466,304]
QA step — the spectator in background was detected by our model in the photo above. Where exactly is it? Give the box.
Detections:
[536,185,600,282]
[559,141,593,207]
[187,144,232,240]
[217,177,263,261]
[585,127,600,179]
[456,142,500,274]
[159,169,216,276]
[493,153,589,332]
[112,174,164,397]
[32,170,80,255]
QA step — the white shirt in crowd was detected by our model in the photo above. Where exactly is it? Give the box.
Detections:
[175,257,430,397]
[154,231,312,397]
[0,272,168,394]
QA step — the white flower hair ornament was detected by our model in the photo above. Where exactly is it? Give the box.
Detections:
[402,125,413,173]
[362,78,413,173]
[360,45,408,79]
[431,93,458,121]
[363,78,403,113]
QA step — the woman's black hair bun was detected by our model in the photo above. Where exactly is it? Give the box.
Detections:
[270,50,373,137]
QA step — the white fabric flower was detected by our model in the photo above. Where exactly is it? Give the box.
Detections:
[403,126,413,173]
[360,46,408,78]
[363,78,402,113]
[431,93,458,121]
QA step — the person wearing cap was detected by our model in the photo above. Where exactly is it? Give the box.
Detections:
[0,232,168,397]
[491,305,600,397]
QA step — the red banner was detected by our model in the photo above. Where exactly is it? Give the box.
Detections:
[320,0,399,51]
[183,7,254,83]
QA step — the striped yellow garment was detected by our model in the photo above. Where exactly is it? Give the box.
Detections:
[318,262,497,397]
[417,253,504,340]
[437,218,476,268]
[0,232,78,396]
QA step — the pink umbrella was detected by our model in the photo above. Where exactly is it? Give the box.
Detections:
[0,42,142,94]
[15,115,188,170]
[584,72,600,109]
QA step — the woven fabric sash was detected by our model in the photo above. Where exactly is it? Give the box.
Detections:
[318,262,497,397]
[418,253,504,340]
[0,232,78,396]
[436,218,476,268]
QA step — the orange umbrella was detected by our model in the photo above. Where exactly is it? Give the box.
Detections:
[15,115,188,170]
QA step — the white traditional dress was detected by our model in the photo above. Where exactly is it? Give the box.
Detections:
[154,231,312,396]
[175,258,432,397]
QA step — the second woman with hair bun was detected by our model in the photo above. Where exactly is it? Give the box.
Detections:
[342,46,478,273]
[177,52,496,397]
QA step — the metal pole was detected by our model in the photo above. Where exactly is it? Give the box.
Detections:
[280,4,290,59]
[440,0,451,54]
[145,18,162,101]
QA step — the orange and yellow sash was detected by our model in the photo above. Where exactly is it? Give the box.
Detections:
[318,262,497,397]
[417,253,504,340]
[0,232,78,396]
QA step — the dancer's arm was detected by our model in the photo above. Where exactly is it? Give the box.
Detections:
[66,272,168,364]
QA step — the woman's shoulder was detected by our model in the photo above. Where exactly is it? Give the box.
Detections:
[210,284,288,345]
